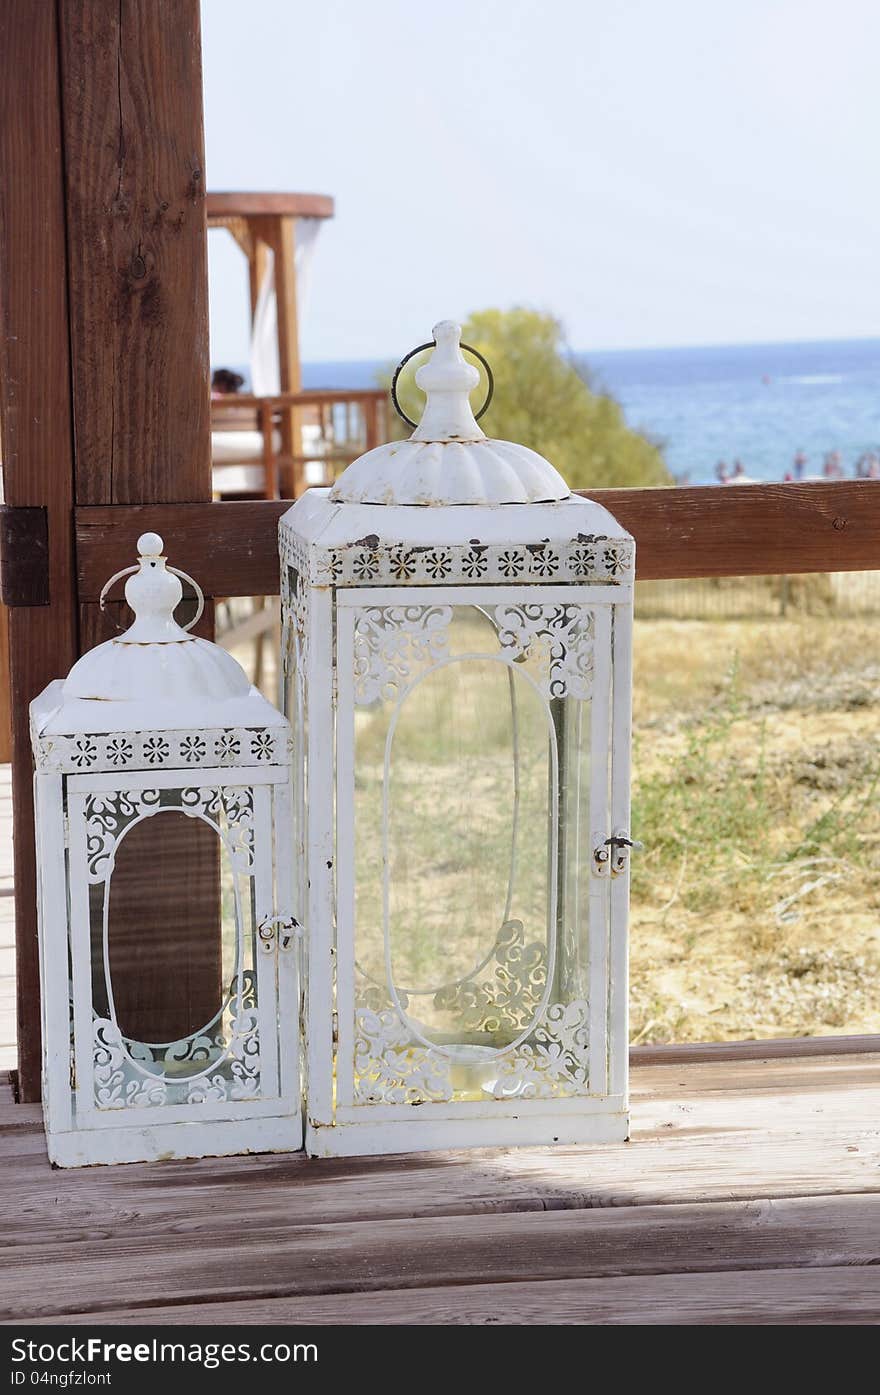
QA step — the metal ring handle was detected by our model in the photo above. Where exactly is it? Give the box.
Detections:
[168,567,205,631]
[98,566,139,620]
[390,339,494,430]
[99,563,205,634]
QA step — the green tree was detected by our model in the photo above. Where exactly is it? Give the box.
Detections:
[387,307,670,490]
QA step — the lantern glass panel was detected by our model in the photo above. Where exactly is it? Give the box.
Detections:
[69,778,274,1114]
[338,594,610,1107]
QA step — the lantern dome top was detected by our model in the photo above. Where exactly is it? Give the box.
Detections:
[31,535,287,740]
[329,321,570,507]
[61,534,251,706]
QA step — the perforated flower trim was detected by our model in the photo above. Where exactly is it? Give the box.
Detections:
[180,735,207,763]
[105,737,133,767]
[70,738,98,768]
[142,736,170,765]
[424,549,453,579]
[389,549,417,580]
[461,547,488,578]
[529,546,557,577]
[498,549,523,578]
[569,545,597,579]
[250,731,274,762]
[353,551,380,581]
[214,732,241,763]
[602,546,628,576]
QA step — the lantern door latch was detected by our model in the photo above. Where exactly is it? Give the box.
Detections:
[593,830,643,878]
[258,915,302,952]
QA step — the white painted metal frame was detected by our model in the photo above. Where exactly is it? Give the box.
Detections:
[35,759,301,1167]
[303,581,632,1157]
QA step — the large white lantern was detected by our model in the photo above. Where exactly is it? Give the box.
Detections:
[281,322,635,1157]
[30,533,300,1166]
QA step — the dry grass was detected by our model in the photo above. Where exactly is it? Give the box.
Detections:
[631,612,880,1043]
[230,591,880,1048]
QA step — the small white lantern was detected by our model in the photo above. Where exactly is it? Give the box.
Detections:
[281,322,635,1157]
[31,533,300,1166]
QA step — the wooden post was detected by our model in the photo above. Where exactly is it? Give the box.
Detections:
[57,0,218,1048]
[0,1,80,1100]
[265,216,302,495]
[0,605,11,765]
[248,234,269,325]
[58,0,211,522]
[0,0,217,1095]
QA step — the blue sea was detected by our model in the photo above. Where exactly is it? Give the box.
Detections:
[295,337,880,487]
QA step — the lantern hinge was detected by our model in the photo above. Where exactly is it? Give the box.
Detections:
[0,505,49,606]
[258,914,301,952]
[62,814,70,848]
[593,829,643,878]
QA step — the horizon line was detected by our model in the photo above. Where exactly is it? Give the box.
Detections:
[292,332,880,366]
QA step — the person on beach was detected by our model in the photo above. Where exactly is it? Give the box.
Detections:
[793,450,807,480]
[211,367,244,399]
[715,460,730,484]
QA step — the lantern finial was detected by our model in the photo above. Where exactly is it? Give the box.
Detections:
[122,537,189,644]
[411,322,484,444]
[330,321,570,504]
[137,531,165,559]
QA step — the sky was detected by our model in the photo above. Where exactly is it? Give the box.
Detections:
[201,0,880,365]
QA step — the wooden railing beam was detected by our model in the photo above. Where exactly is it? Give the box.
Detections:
[75,480,880,602]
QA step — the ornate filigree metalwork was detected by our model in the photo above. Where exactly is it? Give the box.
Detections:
[350,995,591,1106]
[83,786,256,882]
[494,603,595,699]
[85,789,160,881]
[281,563,311,714]
[349,600,594,706]
[92,970,261,1110]
[491,1000,591,1098]
[351,923,591,1105]
[432,919,547,1033]
[353,604,453,704]
[353,1008,453,1104]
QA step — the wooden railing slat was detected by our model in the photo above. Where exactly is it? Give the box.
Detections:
[75,480,880,599]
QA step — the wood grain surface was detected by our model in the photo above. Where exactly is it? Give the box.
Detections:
[41,1267,880,1326]
[74,479,880,603]
[0,1,80,1101]
[207,191,334,220]
[2,1052,879,1324]
[58,0,211,510]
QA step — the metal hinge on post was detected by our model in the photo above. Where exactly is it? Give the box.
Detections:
[0,506,50,607]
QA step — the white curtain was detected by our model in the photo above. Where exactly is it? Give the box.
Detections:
[249,217,322,394]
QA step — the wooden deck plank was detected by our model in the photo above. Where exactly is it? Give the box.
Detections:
[632,1032,880,1065]
[2,1194,879,1321]
[0,1056,877,1244]
[631,1052,880,1097]
[1,1051,878,1323]
[29,1266,880,1326]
